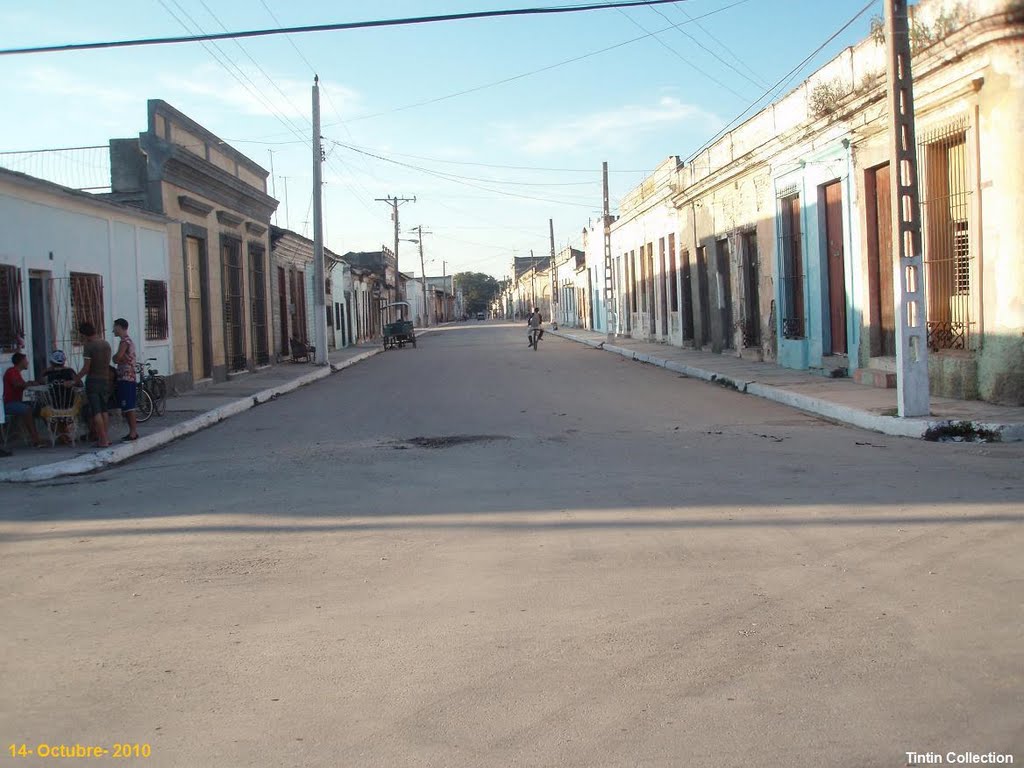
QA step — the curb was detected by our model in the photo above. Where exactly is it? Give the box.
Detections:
[0,340,409,484]
[549,330,1023,442]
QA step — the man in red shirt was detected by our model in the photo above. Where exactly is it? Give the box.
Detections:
[3,353,45,447]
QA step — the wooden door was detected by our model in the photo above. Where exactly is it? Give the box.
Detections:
[869,164,896,356]
[185,237,208,378]
[741,232,760,347]
[823,181,848,355]
[715,239,733,349]
[277,266,289,351]
[696,246,710,346]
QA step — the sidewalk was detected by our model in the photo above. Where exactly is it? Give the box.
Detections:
[0,342,396,483]
[551,327,1024,442]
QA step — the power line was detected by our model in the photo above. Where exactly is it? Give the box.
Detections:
[2,0,716,57]
[254,0,393,213]
[318,143,656,174]
[0,144,107,155]
[321,0,753,128]
[665,1,769,88]
[685,0,878,163]
[155,0,308,144]
[617,7,751,101]
[331,140,601,209]
[647,4,768,91]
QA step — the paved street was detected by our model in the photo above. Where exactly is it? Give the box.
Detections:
[1,322,1022,768]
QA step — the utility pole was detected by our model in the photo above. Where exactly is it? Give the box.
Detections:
[280,176,291,229]
[311,76,329,365]
[411,225,431,327]
[375,195,416,302]
[529,249,537,310]
[885,0,929,416]
[268,150,277,225]
[442,260,448,323]
[603,161,615,342]
[549,218,558,328]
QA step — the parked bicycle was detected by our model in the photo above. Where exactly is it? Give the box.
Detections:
[134,358,167,423]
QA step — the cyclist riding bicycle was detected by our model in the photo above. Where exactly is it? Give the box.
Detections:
[527,307,544,347]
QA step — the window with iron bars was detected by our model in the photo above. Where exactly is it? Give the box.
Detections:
[221,238,246,372]
[70,272,103,334]
[778,193,805,339]
[0,264,24,351]
[144,280,168,341]
[919,122,973,351]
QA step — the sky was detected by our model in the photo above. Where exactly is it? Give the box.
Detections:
[0,0,881,281]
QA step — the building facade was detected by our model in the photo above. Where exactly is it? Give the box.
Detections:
[108,100,278,390]
[603,0,1024,404]
[0,168,173,393]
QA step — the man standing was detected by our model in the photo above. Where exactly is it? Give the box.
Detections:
[3,352,45,447]
[112,318,138,442]
[71,321,112,449]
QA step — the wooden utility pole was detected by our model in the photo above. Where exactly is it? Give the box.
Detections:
[603,161,615,341]
[311,76,329,365]
[375,195,416,302]
[885,0,930,416]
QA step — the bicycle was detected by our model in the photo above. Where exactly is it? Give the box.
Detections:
[528,327,543,350]
[134,358,167,423]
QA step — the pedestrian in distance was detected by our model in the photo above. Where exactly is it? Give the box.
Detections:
[112,318,139,442]
[69,321,112,449]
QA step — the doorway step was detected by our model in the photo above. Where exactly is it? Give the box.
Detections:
[811,355,849,379]
[854,356,897,388]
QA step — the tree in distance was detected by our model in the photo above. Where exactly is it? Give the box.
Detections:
[454,272,499,314]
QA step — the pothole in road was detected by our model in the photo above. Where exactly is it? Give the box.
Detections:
[391,435,511,450]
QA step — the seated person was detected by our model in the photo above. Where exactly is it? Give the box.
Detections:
[3,352,45,447]
[40,351,82,442]
[43,350,77,407]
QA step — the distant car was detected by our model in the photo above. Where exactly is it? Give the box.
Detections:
[476,312,485,320]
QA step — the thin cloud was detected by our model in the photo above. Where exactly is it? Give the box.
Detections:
[159,64,361,123]
[15,66,137,105]
[510,96,721,155]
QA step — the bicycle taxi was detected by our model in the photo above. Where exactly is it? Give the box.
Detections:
[381,301,417,350]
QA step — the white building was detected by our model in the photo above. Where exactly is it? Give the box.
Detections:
[0,168,173,414]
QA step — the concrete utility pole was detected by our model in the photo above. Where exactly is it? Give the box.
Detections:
[603,161,615,342]
[375,195,416,301]
[311,76,329,366]
[529,249,537,310]
[442,260,448,322]
[411,226,431,326]
[549,218,557,327]
[885,0,930,417]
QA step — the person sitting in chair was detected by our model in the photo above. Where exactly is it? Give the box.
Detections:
[40,350,81,444]
[3,352,45,447]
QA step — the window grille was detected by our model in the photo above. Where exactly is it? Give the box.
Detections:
[222,239,246,371]
[778,194,805,339]
[70,272,103,333]
[248,246,269,366]
[0,265,23,351]
[144,280,168,341]
[919,121,973,350]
